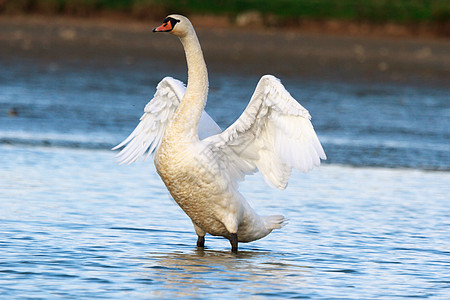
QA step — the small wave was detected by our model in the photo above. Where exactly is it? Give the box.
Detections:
[320,135,450,152]
[0,136,113,150]
[1,131,448,171]
[0,131,116,150]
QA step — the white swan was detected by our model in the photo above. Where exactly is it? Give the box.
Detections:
[113,15,326,252]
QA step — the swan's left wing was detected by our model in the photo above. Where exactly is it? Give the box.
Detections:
[113,76,221,165]
[203,75,326,190]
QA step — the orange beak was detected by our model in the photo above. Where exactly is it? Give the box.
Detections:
[153,22,172,32]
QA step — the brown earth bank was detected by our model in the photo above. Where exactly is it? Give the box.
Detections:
[0,15,449,87]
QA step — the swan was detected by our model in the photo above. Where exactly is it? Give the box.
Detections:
[113,15,326,252]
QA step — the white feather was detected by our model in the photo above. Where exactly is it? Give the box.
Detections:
[203,75,326,190]
[114,75,325,188]
[113,77,221,164]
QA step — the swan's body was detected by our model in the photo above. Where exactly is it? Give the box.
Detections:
[114,15,326,252]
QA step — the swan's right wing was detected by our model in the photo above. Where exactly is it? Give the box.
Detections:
[112,77,184,165]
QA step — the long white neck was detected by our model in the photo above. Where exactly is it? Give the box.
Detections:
[170,28,208,139]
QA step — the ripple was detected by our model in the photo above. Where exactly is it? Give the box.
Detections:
[1,146,449,299]
[326,269,360,274]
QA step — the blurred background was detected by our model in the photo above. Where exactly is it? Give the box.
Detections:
[0,0,449,36]
[0,1,449,299]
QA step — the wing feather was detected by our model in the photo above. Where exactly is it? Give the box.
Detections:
[204,75,326,190]
[113,77,221,164]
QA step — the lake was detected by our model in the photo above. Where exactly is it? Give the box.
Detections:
[0,17,449,299]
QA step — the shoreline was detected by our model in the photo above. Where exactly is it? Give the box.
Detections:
[0,15,449,87]
[1,13,449,39]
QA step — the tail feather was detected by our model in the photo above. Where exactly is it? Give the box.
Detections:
[262,215,287,230]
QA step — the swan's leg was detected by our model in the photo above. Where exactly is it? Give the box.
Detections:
[197,236,205,247]
[230,233,238,253]
[223,218,239,253]
[192,222,206,248]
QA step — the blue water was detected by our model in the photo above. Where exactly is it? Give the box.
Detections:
[1,37,450,299]
[1,146,449,299]
[1,57,449,170]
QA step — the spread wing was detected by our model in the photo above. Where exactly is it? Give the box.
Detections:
[203,75,326,190]
[113,77,221,165]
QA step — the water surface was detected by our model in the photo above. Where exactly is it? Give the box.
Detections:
[1,146,449,299]
[1,24,449,299]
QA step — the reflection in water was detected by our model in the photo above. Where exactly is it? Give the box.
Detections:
[141,249,311,298]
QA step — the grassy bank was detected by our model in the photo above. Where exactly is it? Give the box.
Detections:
[0,0,448,30]
[159,0,449,23]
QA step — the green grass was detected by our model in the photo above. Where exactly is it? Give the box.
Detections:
[1,0,448,24]
[157,0,449,23]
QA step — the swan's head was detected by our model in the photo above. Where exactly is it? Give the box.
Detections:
[153,14,193,37]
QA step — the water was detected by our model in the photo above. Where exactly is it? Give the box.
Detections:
[1,29,450,298]
[1,147,449,299]
[1,56,448,170]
